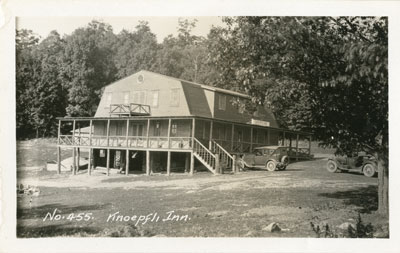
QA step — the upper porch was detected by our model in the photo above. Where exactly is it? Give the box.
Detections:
[57,115,313,159]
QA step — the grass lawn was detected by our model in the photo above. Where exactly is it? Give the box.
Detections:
[16,139,389,238]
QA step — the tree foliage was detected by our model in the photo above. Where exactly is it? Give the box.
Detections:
[207,16,388,213]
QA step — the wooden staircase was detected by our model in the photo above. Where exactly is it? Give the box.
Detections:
[192,138,236,174]
[211,140,235,172]
[193,138,216,174]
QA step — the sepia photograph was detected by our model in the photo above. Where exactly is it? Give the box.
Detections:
[1,0,399,252]
[14,15,389,238]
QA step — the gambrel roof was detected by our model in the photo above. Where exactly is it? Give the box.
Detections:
[94,70,278,127]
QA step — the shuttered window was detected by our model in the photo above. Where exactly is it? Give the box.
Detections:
[150,90,159,107]
[170,88,180,107]
[123,91,130,105]
[218,94,226,110]
[133,91,146,104]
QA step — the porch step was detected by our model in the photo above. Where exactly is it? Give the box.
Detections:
[193,152,216,174]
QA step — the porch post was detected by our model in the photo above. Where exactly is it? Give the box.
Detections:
[231,124,235,152]
[146,150,150,175]
[72,147,76,175]
[125,150,129,175]
[296,134,299,161]
[185,153,190,173]
[309,135,312,157]
[209,120,213,149]
[126,119,130,147]
[232,154,237,173]
[88,148,92,175]
[167,151,171,176]
[72,120,76,145]
[190,152,194,175]
[146,119,150,148]
[77,147,80,172]
[283,131,286,146]
[191,118,196,147]
[250,127,253,151]
[215,154,220,174]
[78,122,81,145]
[167,119,171,149]
[57,146,61,174]
[57,120,61,145]
[267,129,270,145]
[77,122,80,170]
[106,149,110,176]
[106,119,110,147]
[89,120,93,146]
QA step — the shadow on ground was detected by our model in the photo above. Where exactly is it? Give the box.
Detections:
[17,224,102,238]
[318,185,378,213]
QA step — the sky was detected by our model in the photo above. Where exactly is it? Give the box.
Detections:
[16,16,225,42]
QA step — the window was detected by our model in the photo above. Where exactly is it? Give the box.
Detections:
[116,121,123,136]
[171,123,178,136]
[100,149,105,157]
[154,121,161,136]
[218,94,226,110]
[137,74,145,83]
[170,88,180,107]
[130,124,144,136]
[105,92,112,107]
[253,129,257,143]
[238,131,243,142]
[133,91,146,104]
[138,124,144,136]
[123,91,130,105]
[150,90,159,107]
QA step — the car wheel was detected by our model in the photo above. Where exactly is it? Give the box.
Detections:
[281,155,290,165]
[326,160,339,173]
[363,163,376,177]
[266,160,277,171]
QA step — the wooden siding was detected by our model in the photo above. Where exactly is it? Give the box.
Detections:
[95,71,191,117]
[94,71,278,128]
[181,82,213,118]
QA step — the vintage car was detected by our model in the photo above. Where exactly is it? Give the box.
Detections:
[238,146,290,171]
[326,151,378,177]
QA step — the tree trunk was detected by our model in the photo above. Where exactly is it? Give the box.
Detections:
[377,152,389,215]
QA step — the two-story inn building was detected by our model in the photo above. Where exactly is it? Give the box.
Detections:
[56,70,312,176]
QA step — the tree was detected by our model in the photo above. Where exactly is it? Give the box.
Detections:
[59,20,117,117]
[16,29,40,138]
[113,21,159,78]
[30,31,66,137]
[153,18,215,83]
[208,16,388,214]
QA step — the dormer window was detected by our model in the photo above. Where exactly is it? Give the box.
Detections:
[150,90,159,107]
[170,88,180,107]
[133,91,146,104]
[123,91,130,105]
[218,94,226,111]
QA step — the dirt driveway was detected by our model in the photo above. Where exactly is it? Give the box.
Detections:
[17,152,386,238]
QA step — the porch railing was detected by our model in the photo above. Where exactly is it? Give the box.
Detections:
[211,140,234,171]
[109,103,151,116]
[59,134,193,150]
